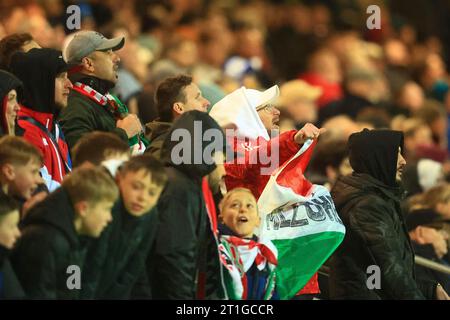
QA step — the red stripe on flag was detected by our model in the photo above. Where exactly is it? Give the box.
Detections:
[275,140,317,196]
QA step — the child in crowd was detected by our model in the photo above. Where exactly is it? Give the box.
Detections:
[71,131,130,176]
[82,154,167,299]
[0,193,24,299]
[0,136,43,202]
[10,167,119,299]
[218,187,278,300]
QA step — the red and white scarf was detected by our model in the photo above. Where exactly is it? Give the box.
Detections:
[219,234,278,299]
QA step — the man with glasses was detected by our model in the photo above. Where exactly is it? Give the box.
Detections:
[255,103,281,132]
[59,31,146,154]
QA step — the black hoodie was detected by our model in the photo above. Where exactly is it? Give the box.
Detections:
[348,128,404,187]
[9,48,68,115]
[10,188,89,299]
[329,129,437,300]
[0,70,23,136]
[149,111,225,299]
[161,110,226,179]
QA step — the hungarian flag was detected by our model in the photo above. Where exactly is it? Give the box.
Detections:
[257,139,346,299]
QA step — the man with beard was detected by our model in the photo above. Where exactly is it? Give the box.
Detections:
[329,129,449,300]
[59,31,146,154]
[10,48,73,192]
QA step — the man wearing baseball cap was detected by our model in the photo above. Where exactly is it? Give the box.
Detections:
[58,31,147,154]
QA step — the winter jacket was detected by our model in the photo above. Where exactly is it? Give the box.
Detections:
[9,48,71,191]
[58,76,138,151]
[144,121,172,160]
[330,173,437,299]
[329,129,437,299]
[149,110,225,299]
[17,106,71,191]
[82,199,159,299]
[0,70,22,136]
[10,188,90,299]
[60,74,148,153]
[0,245,25,299]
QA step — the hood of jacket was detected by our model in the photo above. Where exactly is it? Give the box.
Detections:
[9,48,68,115]
[209,86,270,141]
[348,129,404,187]
[0,70,23,135]
[161,110,226,179]
[21,187,79,247]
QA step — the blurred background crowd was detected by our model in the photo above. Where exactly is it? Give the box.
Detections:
[1,0,450,299]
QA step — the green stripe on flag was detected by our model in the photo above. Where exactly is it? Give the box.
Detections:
[272,231,344,299]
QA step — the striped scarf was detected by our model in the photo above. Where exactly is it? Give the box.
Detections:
[219,233,278,300]
[72,82,149,151]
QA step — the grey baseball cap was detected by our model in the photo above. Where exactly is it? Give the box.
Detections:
[63,31,125,64]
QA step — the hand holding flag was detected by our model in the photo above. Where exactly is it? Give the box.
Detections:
[294,123,327,145]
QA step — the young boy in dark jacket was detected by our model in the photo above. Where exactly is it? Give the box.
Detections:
[11,166,118,299]
[71,131,130,176]
[0,193,24,299]
[81,154,167,299]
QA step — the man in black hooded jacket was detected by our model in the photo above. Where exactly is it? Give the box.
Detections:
[329,129,449,300]
[148,110,225,299]
[9,48,73,192]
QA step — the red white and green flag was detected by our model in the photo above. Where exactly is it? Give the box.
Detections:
[257,139,346,299]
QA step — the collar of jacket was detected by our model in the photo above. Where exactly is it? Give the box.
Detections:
[114,197,150,232]
[75,76,115,95]
[145,121,172,141]
[346,172,404,202]
[18,105,55,132]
